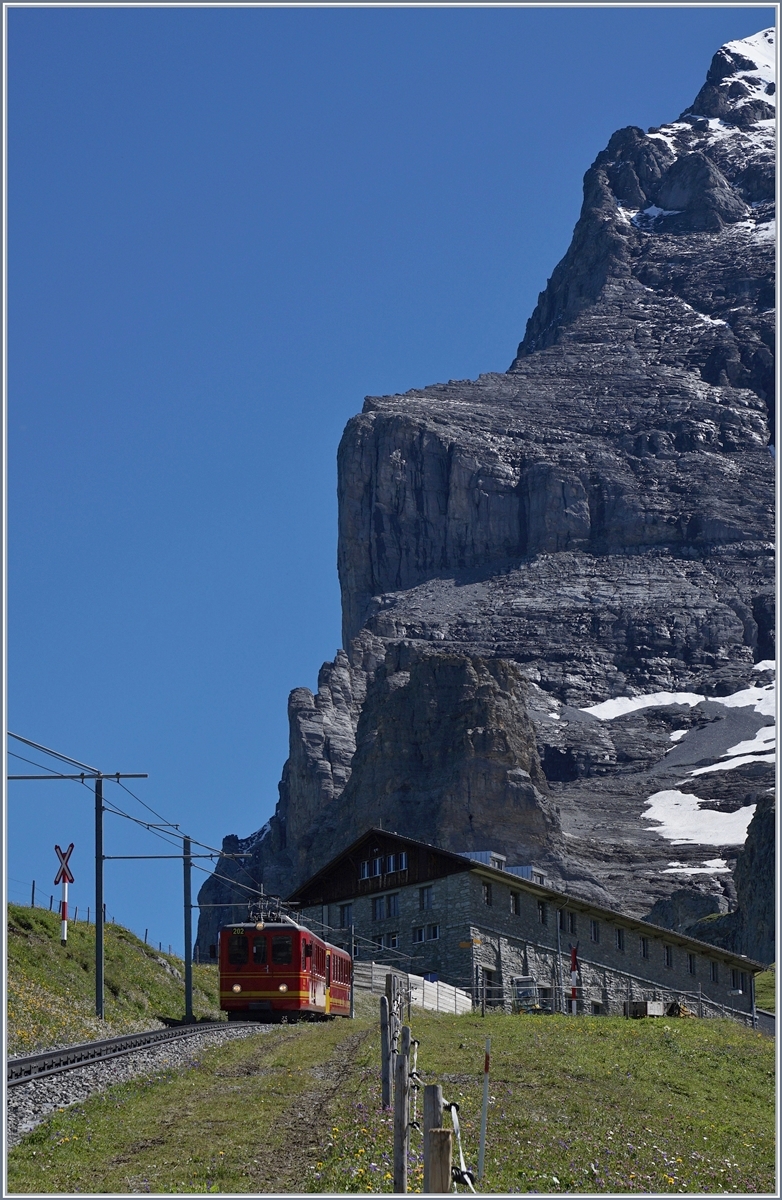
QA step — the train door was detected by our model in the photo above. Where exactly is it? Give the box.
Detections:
[325,950,332,1014]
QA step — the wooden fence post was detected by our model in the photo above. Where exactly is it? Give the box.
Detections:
[423,1084,444,1192]
[393,1024,411,1193]
[387,973,400,1083]
[428,1130,452,1194]
[380,994,392,1108]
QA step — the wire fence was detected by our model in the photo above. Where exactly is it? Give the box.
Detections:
[5,886,192,955]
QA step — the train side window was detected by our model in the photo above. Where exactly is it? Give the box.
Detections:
[252,936,267,964]
[272,935,293,964]
[228,934,248,965]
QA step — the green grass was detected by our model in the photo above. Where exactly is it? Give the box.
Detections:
[8,1010,373,1194]
[7,904,221,1054]
[755,965,775,1013]
[309,1010,775,1194]
[7,995,775,1194]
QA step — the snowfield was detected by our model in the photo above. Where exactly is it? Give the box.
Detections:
[643,789,756,846]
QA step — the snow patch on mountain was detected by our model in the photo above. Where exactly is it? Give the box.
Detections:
[643,789,756,845]
[663,857,731,875]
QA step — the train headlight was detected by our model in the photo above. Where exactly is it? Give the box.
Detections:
[278,983,288,992]
[232,984,242,993]
[255,922,264,931]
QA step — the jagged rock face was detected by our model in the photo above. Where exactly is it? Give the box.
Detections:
[197,30,775,960]
[643,795,775,965]
[329,646,559,864]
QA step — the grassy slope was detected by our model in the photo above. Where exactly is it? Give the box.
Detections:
[7,904,221,1055]
[754,965,775,1012]
[8,996,774,1195]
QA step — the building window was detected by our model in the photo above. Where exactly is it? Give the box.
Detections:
[371,856,383,877]
[731,969,746,992]
[372,897,384,921]
[687,953,696,976]
[386,851,408,873]
[710,961,719,984]
[568,912,577,934]
[664,945,673,969]
[426,924,440,940]
[590,919,600,943]
[537,901,548,925]
[419,886,433,910]
[386,893,400,918]
[533,872,545,885]
[615,928,625,952]
[385,932,399,950]
[640,937,649,959]
[558,909,566,932]
[339,904,353,928]
[591,1002,602,1015]
[373,935,383,951]
[510,891,520,916]
[482,882,493,907]
[412,927,424,943]
[360,860,369,880]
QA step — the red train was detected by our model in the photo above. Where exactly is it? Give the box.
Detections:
[218,916,352,1022]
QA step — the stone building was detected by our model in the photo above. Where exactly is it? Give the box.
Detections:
[288,829,762,1019]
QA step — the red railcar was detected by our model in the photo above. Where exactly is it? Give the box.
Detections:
[218,917,352,1021]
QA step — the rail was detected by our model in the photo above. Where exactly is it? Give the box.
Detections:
[7,1021,256,1087]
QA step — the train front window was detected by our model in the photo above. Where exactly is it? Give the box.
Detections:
[272,935,293,964]
[228,934,248,965]
[252,937,267,964]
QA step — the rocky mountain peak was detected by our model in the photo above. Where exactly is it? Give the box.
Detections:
[196,30,774,964]
[513,28,774,362]
[684,27,775,127]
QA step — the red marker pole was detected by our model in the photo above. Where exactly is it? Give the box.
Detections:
[60,877,68,946]
[54,843,75,948]
[570,944,579,1015]
[478,1036,491,1180]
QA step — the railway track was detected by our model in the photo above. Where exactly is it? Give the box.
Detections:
[7,1022,256,1087]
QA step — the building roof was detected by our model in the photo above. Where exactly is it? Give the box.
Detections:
[287,827,766,973]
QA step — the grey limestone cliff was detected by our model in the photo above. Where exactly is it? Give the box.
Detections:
[197,30,775,962]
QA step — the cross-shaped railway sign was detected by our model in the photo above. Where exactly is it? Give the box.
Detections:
[54,843,75,885]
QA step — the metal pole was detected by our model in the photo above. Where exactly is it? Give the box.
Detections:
[478,1037,490,1180]
[31,880,35,907]
[60,877,68,945]
[95,777,104,1018]
[184,836,193,1022]
[349,924,355,1019]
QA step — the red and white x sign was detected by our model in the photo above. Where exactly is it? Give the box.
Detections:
[54,843,75,885]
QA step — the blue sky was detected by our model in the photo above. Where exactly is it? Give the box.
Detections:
[7,5,774,959]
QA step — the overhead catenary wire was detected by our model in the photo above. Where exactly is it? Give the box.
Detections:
[7,734,299,926]
[8,731,99,772]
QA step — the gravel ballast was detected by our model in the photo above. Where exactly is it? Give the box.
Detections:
[7,1025,271,1149]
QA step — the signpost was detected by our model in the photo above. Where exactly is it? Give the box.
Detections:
[54,843,75,946]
